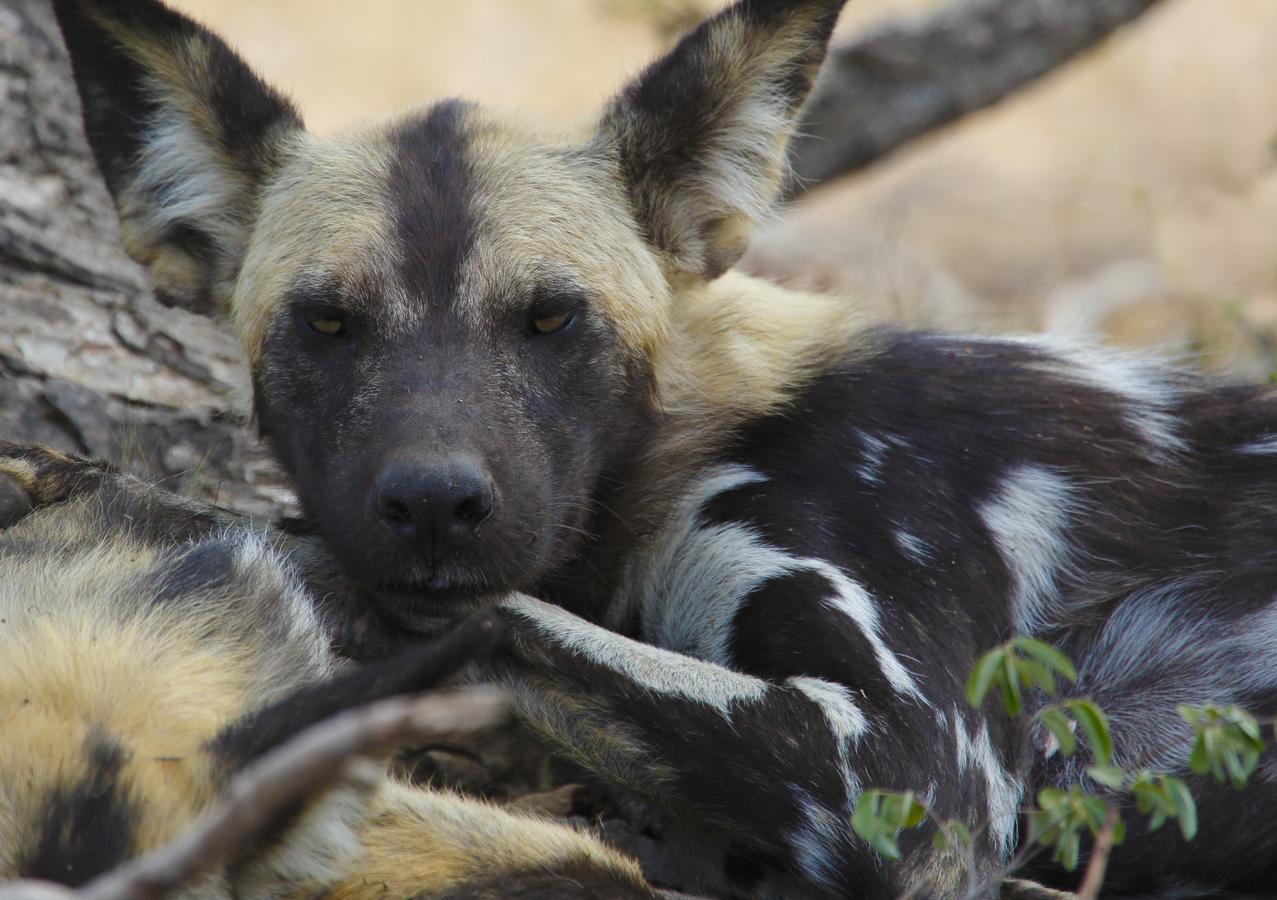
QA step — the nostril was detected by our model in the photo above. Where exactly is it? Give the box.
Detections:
[454,492,491,525]
[378,494,413,524]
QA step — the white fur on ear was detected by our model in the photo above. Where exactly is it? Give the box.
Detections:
[116,106,258,308]
[54,0,304,314]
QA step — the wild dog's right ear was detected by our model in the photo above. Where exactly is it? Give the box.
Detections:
[52,0,304,314]
[596,0,846,282]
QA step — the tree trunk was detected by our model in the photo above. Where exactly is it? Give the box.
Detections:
[0,0,290,518]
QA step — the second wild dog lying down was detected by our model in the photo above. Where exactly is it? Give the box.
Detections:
[0,443,659,898]
[48,0,1277,896]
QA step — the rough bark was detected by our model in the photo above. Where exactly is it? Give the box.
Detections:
[0,0,289,519]
[787,0,1167,196]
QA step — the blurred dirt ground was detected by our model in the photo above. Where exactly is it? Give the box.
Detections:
[173,0,1277,378]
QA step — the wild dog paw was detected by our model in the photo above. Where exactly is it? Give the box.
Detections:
[0,442,111,514]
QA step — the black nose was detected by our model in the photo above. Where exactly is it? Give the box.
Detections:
[372,457,496,561]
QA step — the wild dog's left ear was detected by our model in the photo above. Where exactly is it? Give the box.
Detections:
[596,0,845,281]
[52,0,304,314]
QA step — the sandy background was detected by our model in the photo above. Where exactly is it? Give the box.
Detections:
[171,0,1277,377]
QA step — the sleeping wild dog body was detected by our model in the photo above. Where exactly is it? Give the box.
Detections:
[48,0,1277,896]
[0,444,659,897]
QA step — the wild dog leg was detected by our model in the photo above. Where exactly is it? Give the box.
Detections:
[0,440,230,538]
[491,595,1008,899]
[0,442,111,523]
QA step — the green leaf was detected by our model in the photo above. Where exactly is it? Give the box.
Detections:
[903,796,927,829]
[1148,806,1168,832]
[1041,707,1077,757]
[967,648,1005,708]
[1180,704,1265,788]
[1166,778,1198,841]
[852,790,928,862]
[1086,765,1127,790]
[1001,654,1024,716]
[1067,699,1114,766]
[1015,659,1058,695]
[1011,637,1079,683]
[1056,828,1080,871]
[1177,703,1203,727]
[1188,732,1210,776]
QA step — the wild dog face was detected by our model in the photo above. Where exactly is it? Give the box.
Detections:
[53,0,846,616]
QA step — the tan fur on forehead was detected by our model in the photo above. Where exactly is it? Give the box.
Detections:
[458,112,671,363]
[232,127,400,366]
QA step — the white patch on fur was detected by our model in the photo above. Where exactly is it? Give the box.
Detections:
[1237,435,1277,455]
[934,707,950,736]
[893,528,932,564]
[789,676,870,749]
[992,334,1186,455]
[856,431,890,485]
[953,710,1020,857]
[815,561,928,704]
[503,594,769,717]
[131,103,249,262]
[789,676,865,845]
[979,465,1078,635]
[789,789,847,890]
[627,464,776,664]
[622,464,926,702]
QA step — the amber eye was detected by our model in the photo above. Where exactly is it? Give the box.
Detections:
[529,311,574,335]
[308,318,346,337]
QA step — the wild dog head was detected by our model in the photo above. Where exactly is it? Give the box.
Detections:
[52,0,846,617]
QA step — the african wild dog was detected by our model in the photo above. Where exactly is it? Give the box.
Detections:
[48,0,1277,896]
[0,443,660,897]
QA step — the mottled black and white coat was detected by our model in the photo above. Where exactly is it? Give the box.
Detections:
[50,0,1277,896]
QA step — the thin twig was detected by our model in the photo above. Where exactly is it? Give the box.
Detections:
[1075,805,1120,900]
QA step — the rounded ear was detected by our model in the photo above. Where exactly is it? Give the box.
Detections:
[596,0,846,282]
[52,0,305,315]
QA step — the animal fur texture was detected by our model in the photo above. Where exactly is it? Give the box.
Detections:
[46,0,1277,896]
[0,443,657,897]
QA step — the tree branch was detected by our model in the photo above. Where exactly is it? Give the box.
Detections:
[786,0,1166,196]
[1075,805,1121,900]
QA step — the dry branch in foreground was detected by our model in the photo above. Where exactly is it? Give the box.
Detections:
[0,688,508,900]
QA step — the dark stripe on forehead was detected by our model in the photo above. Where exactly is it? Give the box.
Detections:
[387,99,478,309]
[21,732,137,886]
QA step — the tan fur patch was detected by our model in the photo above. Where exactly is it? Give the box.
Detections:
[323,783,648,898]
[455,110,672,369]
[232,128,398,365]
